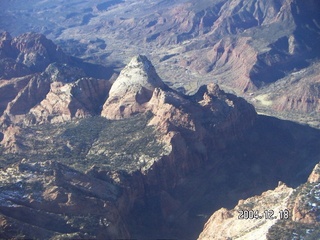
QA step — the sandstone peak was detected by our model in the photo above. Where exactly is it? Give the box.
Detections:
[108,55,166,97]
[101,55,168,119]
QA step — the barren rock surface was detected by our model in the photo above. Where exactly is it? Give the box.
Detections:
[0,161,130,239]
[199,163,320,240]
[198,184,293,240]
[101,55,167,119]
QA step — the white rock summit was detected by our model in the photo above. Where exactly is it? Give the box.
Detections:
[108,55,165,96]
[101,55,167,119]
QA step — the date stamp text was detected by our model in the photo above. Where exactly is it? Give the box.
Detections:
[238,209,290,220]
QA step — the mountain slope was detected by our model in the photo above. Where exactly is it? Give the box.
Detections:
[1,32,320,239]
[1,0,319,126]
[198,162,320,240]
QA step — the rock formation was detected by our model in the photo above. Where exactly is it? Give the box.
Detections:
[0,160,130,239]
[0,32,68,78]
[102,54,255,137]
[198,163,320,240]
[101,55,167,119]
[0,32,115,153]
[0,35,258,238]
[198,183,293,240]
[1,32,320,239]
[1,0,320,126]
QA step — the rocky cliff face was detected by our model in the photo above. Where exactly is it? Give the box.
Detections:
[101,55,167,119]
[198,163,320,240]
[199,183,293,240]
[251,62,320,127]
[102,54,255,136]
[0,33,258,239]
[0,160,130,239]
[0,32,68,78]
[0,33,113,150]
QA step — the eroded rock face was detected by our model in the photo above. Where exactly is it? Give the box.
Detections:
[198,183,293,240]
[102,55,256,137]
[1,0,320,127]
[0,160,130,239]
[0,72,111,128]
[100,56,258,206]
[198,162,320,240]
[11,32,69,73]
[0,52,259,239]
[1,32,319,239]
[308,163,320,184]
[251,62,320,127]
[29,76,111,124]
[101,55,167,119]
[0,33,112,128]
[0,32,69,79]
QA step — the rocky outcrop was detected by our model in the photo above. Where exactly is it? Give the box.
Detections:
[1,0,320,126]
[272,70,320,115]
[290,163,320,225]
[251,62,320,127]
[0,32,32,79]
[198,162,320,240]
[0,33,112,128]
[28,75,111,124]
[198,183,293,240]
[0,69,111,127]
[308,163,320,184]
[101,55,256,190]
[0,160,130,239]
[101,55,167,119]
[0,75,32,116]
[102,55,256,135]
[53,0,319,91]
[10,32,69,73]
[1,31,319,239]
[0,32,69,79]
[0,53,259,239]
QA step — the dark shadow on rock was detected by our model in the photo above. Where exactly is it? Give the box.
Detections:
[128,115,320,239]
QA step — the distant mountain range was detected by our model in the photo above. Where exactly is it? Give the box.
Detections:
[1,0,319,126]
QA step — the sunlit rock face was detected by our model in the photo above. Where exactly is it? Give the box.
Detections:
[101,55,167,119]
[0,32,112,128]
[198,162,320,240]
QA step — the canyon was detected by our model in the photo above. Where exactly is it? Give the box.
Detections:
[0,32,319,239]
[1,0,319,126]
[0,0,320,239]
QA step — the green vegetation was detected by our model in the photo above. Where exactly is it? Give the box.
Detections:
[269,181,320,240]
[267,220,320,240]
[0,113,168,172]
[65,214,100,234]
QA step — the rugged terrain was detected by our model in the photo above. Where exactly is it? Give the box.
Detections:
[198,163,320,240]
[0,32,320,239]
[1,0,319,126]
[0,0,320,237]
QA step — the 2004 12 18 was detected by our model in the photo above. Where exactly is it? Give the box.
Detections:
[238,209,290,220]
